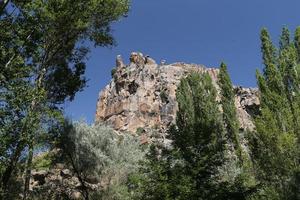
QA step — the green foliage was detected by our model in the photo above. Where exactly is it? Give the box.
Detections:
[218,63,257,197]
[132,71,259,200]
[249,27,300,199]
[129,146,193,200]
[279,27,290,51]
[0,0,130,197]
[260,28,277,67]
[295,27,300,61]
[218,62,242,160]
[32,151,55,170]
[136,127,145,135]
[111,67,117,78]
[171,73,225,189]
[132,73,232,199]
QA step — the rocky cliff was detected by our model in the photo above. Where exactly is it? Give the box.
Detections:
[95,52,259,136]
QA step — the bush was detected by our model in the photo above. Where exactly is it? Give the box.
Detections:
[136,127,144,135]
[59,121,145,199]
[111,67,117,78]
[32,151,55,170]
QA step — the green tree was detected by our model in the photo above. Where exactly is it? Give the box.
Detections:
[279,27,290,51]
[172,72,226,199]
[295,27,300,61]
[133,73,228,199]
[260,28,284,94]
[130,145,192,200]
[0,0,129,198]
[218,62,242,160]
[218,63,257,199]
[249,27,300,199]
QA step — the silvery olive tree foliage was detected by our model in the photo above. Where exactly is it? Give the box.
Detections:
[60,121,145,200]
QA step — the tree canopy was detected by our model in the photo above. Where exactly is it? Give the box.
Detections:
[0,0,129,198]
[249,27,300,200]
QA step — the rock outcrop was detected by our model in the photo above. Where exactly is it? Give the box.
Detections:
[28,150,102,199]
[95,52,260,135]
[29,164,104,199]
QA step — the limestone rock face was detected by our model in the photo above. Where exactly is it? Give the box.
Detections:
[95,52,260,134]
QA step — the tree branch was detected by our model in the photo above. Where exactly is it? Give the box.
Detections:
[0,0,10,15]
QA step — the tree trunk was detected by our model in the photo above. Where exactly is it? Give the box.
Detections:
[1,141,25,191]
[68,152,89,200]
[0,0,9,15]
[22,143,33,200]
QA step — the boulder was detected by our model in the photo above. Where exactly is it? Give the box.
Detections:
[32,170,47,185]
[60,169,72,178]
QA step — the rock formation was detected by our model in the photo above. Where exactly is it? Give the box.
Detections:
[28,163,104,199]
[95,52,260,135]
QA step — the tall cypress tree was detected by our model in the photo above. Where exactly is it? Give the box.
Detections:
[135,72,259,200]
[217,63,257,199]
[134,73,226,200]
[171,72,226,199]
[259,29,289,132]
[250,27,300,199]
[218,62,242,161]
[279,27,290,51]
[294,27,300,61]
[260,28,284,94]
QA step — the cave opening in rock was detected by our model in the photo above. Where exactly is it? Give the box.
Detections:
[128,81,139,94]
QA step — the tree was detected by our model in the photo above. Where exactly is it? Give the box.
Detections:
[130,145,193,200]
[57,121,144,200]
[279,27,290,51]
[133,73,228,199]
[218,62,242,160]
[260,28,284,94]
[295,27,300,61]
[249,27,300,199]
[172,72,226,199]
[0,0,129,198]
[218,63,257,199]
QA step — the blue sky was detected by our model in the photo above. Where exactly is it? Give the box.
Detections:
[64,0,300,123]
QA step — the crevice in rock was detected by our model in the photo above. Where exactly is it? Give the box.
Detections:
[160,89,169,104]
[115,81,125,94]
[244,104,260,117]
[128,81,139,94]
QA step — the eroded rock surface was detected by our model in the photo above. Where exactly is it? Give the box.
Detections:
[95,52,260,135]
[29,163,104,199]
